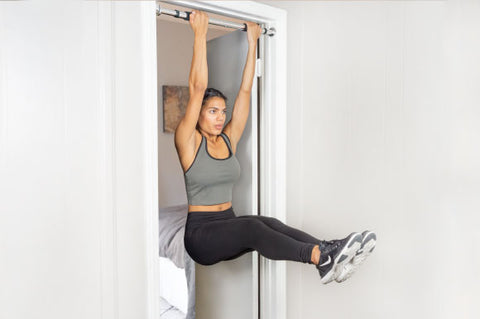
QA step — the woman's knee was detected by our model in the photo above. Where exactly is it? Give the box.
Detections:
[257,216,286,229]
[239,215,280,225]
[239,218,270,245]
[237,216,284,234]
[241,217,266,229]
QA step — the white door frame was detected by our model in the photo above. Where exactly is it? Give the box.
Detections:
[142,1,288,318]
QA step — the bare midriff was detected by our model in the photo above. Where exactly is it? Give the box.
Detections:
[188,201,232,213]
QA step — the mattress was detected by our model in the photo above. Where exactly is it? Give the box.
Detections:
[159,256,188,315]
[159,203,196,319]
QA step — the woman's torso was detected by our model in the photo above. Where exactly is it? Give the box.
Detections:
[179,129,237,212]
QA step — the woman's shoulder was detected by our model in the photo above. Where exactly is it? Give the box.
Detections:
[176,129,204,172]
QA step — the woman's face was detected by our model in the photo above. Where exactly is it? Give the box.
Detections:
[198,96,227,134]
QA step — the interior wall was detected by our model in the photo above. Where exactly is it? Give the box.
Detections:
[0,1,159,319]
[156,19,229,208]
[261,1,480,318]
[0,2,106,318]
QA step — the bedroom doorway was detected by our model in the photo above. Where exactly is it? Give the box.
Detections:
[156,2,261,318]
[147,1,287,319]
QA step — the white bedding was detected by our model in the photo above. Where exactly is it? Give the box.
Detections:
[159,256,188,315]
[159,204,189,268]
[159,204,195,319]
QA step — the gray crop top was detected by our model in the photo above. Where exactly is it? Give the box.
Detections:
[183,132,241,206]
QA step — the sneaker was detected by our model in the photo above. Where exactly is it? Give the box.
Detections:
[335,230,376,283]
[316,232,362,284]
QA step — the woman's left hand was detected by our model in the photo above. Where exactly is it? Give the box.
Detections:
[245,21,262,45]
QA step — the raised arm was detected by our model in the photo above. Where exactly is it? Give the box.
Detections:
[223,21,262,147]
[174,10,209,149]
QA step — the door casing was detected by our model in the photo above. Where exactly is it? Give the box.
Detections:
[143,1,288,318]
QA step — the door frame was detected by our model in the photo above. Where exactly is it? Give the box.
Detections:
[143,1,288,318]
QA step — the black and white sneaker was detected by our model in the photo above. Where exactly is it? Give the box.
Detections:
[335,230,376,283]
[316,232,363,284]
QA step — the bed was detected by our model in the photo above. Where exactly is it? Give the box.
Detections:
[159,203,195,319]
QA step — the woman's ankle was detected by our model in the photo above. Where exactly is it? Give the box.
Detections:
[311,245,320,265]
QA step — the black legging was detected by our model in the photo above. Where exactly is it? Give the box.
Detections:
[184,206,319,266]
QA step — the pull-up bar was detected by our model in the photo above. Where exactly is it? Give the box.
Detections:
[156,4,276,37]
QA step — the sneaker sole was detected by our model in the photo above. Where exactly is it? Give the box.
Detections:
[335,230,376,282]
[320,232,362,284]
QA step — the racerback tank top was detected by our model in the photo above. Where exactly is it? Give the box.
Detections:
[183,132,241,206]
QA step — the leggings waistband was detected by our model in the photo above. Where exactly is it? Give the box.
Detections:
[186,207,236,229]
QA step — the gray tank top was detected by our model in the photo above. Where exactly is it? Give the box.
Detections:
[183,132,241,206]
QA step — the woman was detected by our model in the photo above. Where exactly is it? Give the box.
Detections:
[174,10,376,284]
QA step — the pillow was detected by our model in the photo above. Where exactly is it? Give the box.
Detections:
[159,204,189,268]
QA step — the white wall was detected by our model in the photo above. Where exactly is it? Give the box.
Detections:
[3,1,479,318]
[261,1,480,318]
[0,2,158,319]
[156,19,228,208]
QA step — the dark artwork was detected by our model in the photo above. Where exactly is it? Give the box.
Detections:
[163,85,190,133]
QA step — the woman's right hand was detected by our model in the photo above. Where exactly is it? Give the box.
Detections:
[189,10,209,37]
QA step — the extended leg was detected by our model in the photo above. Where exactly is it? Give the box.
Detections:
[184,216,317,266]
[236,214,322,245]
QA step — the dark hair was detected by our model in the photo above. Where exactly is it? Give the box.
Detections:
[202,87,228,107]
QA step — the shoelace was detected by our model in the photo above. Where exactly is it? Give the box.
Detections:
[319,240,339,257]
[318,236,350,258]
[319,239,335,248]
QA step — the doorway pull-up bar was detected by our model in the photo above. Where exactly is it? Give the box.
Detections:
[156,4,276,37]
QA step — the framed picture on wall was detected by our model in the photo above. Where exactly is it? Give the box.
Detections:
[162,85,190,133]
